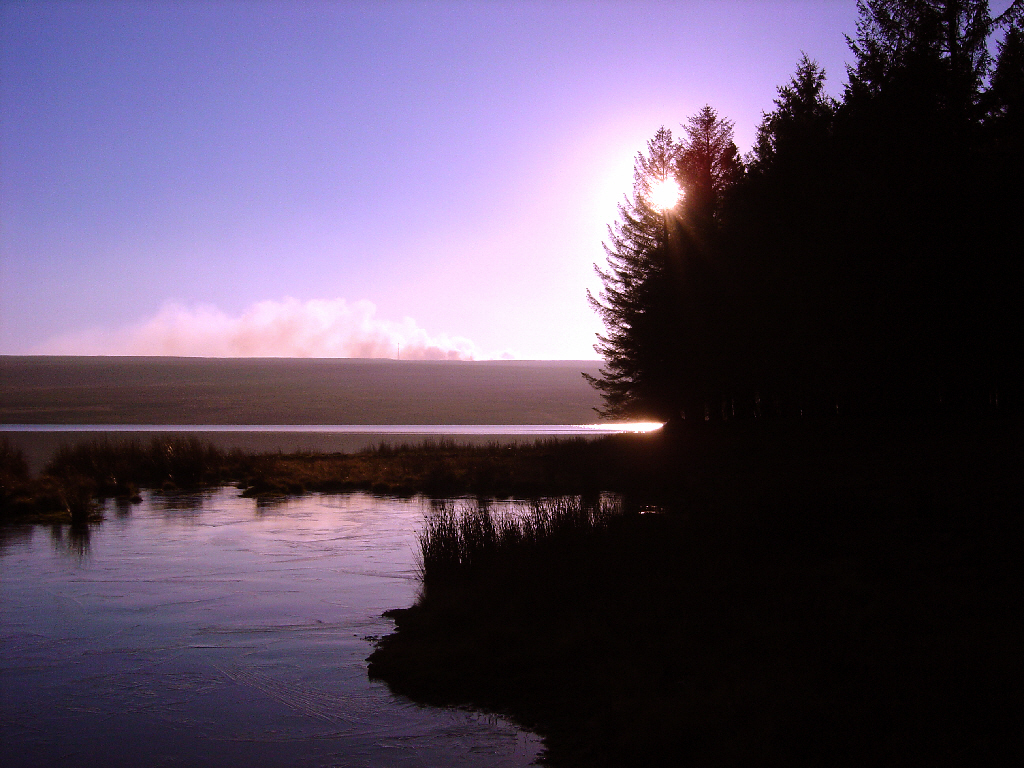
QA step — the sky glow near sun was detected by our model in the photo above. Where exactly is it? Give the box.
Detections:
[0,1,862,360]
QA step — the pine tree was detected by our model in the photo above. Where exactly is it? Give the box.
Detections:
[988,20,1024,144]
[845,0,993,111]
[586,109,742,421]
[585,127,682,419]
[738,56,841,414]
[678,106,743,227]
[748,55,834,177]
[981,18,1024,407]
[672,107,743,419]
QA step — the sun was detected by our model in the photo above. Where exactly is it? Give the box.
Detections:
[648,177,682,210]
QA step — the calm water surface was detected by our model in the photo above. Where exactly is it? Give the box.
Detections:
[0,490,541,767]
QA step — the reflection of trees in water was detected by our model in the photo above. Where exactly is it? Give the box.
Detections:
[254,495,293,516]
[113,496,135,518]
[50,521,92,559]
[150,490,214,519]
[0,524,35,556]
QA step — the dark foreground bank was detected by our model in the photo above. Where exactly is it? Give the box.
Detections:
[368,420,1022,767]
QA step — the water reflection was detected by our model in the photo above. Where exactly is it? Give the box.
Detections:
[112,495,135,518]
[253,493,296,515]
[0,524,33,555]
[49,520,92,559]
[0,489,541,767]
[149,489,215,519]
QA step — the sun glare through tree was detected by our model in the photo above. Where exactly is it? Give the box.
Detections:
[647,177,683,210]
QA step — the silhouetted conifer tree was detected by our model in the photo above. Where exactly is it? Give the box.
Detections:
[673,107,743,419]
[734,56,840,415]
[980,16,1024,406]
[678,106,743,227]
[748,56,835,177]
[585,127,683,419]
[587,110,741,421]
[836,0,1015,411]
[988,19,1024,145]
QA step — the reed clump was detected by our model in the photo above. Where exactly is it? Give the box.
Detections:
[2,438,102,521]
[418,496,617,593]
[230,435,654,499]
[1,438,33,514]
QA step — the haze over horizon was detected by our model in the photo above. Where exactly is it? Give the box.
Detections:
[2,1,864,360]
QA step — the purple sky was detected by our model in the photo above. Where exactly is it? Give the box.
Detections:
[1,0,864,360]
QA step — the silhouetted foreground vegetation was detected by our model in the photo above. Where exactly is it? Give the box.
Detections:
[368,419,1022,767]
[1,436,217,520]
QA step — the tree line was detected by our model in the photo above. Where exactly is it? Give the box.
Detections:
[587,0,1024,422]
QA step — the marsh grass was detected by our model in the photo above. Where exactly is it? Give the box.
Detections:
[45,436,231,492]
[231,435,653,499]
[0,432,658,520]
[0,438,28,481]
[1,436,241,520]
[418,496,618,593]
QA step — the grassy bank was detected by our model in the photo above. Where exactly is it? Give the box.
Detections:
[368,420,1023,767]
[0,432,655,521]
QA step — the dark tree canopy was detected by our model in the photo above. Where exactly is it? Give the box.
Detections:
[586,1,1023,421]
[748,55,835,178]
[988,20,1024,142]
[845,0,994,105]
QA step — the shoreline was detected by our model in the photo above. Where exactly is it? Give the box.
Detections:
[367,419,1023,766]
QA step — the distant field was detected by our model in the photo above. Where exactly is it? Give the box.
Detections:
[0,356,605,425]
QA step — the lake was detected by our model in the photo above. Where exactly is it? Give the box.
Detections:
[0,489,543,767]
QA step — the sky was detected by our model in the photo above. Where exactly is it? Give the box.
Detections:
[1,0,865,360]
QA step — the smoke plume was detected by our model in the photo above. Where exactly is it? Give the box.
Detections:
[38,298,484,360]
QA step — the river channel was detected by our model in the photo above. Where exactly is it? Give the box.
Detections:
[0,489,542,767]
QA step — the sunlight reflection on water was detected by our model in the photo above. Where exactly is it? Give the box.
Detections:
[0,490,542,767]
[1,422,663,434]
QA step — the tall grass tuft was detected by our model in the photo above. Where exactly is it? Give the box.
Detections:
[418,496,619,594]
